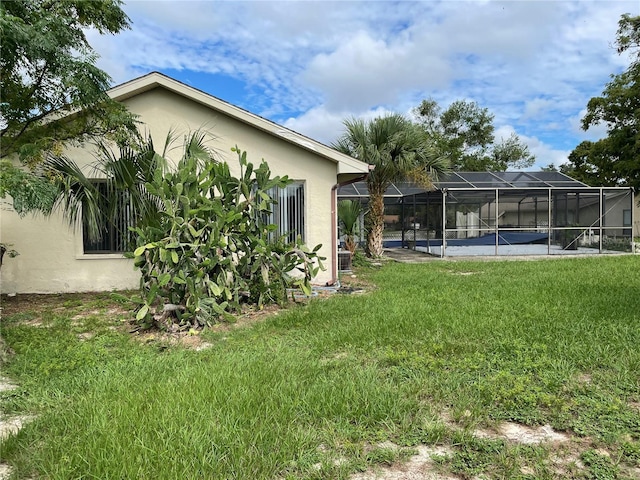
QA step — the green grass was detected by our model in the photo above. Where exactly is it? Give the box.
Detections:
[1,256,639,479]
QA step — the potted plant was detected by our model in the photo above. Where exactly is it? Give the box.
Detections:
[338,200,363,270]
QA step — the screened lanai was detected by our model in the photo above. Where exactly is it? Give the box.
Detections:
[338,171,635,257]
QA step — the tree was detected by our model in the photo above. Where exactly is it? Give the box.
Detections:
[0,0,137,164]
[560,139,626,187]
[413,99,534,171]
[333,114,449,258]
[0,162,59,216]
[540,163,559,172]
[564,14,640,191]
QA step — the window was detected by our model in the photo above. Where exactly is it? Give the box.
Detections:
[266,181,305,243]
[83,181,135,254]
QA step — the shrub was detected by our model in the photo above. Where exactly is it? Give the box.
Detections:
[128,147,324,329]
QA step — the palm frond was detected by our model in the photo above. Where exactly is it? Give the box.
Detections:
[337,200,363,236]
[44,128,225,244]
[45,155,104,241]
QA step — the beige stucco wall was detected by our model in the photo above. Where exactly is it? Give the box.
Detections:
[1,86,338,293]
[0,207,139,293]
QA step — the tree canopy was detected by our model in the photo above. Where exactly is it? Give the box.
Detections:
[0,162,59,216]
[413,99,534,171]
[0,0,137,164]
[563,14,640,191]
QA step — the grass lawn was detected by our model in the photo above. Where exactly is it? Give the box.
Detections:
[1,256,639,479]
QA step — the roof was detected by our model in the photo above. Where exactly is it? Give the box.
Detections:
[338,171,602,197]
[107,72,370,175]
[435,171,589,189]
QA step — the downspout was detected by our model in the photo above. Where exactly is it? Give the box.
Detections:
[328,166,373,286]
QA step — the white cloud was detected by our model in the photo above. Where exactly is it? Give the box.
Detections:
[569,109,609,141]
[495,125,571,170]
[522,98,556,121]
[283,105,397,145]
[283,106,348,146]
[302,30,451,111]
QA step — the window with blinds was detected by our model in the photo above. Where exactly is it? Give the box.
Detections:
[83,181,135,254]
[266,181,305,244]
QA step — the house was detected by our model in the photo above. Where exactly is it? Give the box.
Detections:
[0,72,370,293]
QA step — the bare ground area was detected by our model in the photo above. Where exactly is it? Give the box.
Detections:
[473,422,570,445]
[348,423,570,480]
[0,378,32,480]
[351,443,458,480]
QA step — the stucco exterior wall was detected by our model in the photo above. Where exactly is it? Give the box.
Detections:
[0,207,140,293]
[1,86,338,293]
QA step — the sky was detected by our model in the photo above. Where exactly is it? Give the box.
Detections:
[87,0,639,170]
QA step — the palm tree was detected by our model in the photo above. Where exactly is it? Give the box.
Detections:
[46,129,217,245]
[333,114,449,257]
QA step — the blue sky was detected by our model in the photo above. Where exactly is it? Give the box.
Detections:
[87,0,639,169]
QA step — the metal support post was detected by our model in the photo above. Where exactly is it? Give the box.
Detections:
[441,190,447,257]
[547,189,552,255]
[495,189,499,256]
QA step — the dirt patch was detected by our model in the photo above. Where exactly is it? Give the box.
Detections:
[382,248,437,264]
[446,270,482,276]
[624,466,640,478]
[351,444,456,480]
[0,414,35,441]
[1,292,117,317]
[438,408,570,446]
[0,413,36,480]
[575,373,593,385]
[319,351,352,366]
[0,377,17,393]
[209,303,284,333]
[339,273,376,291]
[71,307,128,321]
[0,464,14,480]
[22,318,45,327]
[133,329,210,350]
[548,445,586,477]
[0,378,35,480]
[0,379,33,442]
[130,303,285,349]
[474,422,570,445]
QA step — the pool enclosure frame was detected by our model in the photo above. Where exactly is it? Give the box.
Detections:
[338,172,635,257]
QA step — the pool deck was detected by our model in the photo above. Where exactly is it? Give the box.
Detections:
[382,247,632,263]
[382,248,439,263]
